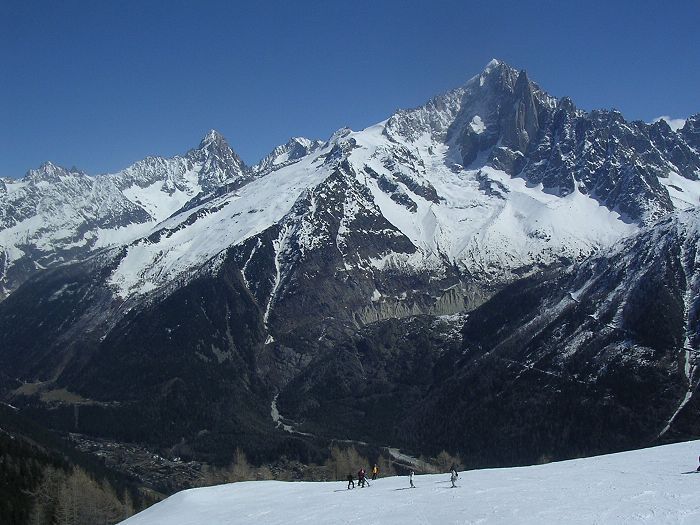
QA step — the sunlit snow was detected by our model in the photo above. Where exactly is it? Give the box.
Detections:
[121,440,700,525]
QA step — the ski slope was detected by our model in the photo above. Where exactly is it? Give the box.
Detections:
[121,440,700,524]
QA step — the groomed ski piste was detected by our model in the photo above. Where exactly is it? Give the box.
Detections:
[121,440,700,524]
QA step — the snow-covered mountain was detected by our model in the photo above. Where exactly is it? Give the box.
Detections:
[96,59,700,312]
[121,440,700,525]
[1,59,699,468]
[2,60,699,306]
[0,130,248,300]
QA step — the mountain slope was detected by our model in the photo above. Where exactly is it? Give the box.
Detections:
[121,440,700,525]
[402,209,700,463]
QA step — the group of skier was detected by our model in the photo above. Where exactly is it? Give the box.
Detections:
[346,463,459,489]
[347,464,380,489]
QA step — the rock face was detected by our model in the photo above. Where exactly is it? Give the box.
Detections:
[388,60,699,222]
[275,210,700,466]
[404,210,700,465]
[1,60,699,465]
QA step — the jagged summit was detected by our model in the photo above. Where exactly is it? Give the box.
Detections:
[192,128,244,165]
[484,57,501,69]
[22,161,84,183]
[198,129,229,150]
[288,136,317,148]
[185,129,247,184]
[40,160,59,170]
[253,136,324,174]
[474,58,519,84]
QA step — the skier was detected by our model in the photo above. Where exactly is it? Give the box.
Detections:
[450,466,458,488]
[347,472,355,489]
[372,464,379,480]
[358,467,366,487]
[697,455,700,472]
[409,470,415,488]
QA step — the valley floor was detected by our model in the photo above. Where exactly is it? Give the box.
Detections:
[121,440,700,524]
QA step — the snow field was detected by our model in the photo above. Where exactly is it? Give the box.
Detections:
[121,440,700,525]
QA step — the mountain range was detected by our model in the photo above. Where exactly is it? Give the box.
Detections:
[1,59,699,470]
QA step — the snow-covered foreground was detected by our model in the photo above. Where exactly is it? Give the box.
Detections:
[121,441,700,524]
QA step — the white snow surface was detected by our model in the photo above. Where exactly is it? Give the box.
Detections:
[659,171,700,210]
[108,150,333,297]
[121,440,700,525]
[343,121,636,279]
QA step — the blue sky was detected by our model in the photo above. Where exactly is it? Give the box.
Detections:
[1,0,698,178]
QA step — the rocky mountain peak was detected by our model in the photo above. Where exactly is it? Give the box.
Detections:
[681,114,700,148]
[23,161,83,183]
[198,129,229,151]
[482,58,502,72]
[475,58,519,92]
[501,69,540,153]
[187,129,247,184]
[252,137,324,175]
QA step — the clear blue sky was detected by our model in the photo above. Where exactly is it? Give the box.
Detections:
[1,0,698,178]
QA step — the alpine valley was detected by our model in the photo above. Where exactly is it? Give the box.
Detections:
[2,60,700,489]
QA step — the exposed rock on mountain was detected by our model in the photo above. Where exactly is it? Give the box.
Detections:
[276,210,700,465]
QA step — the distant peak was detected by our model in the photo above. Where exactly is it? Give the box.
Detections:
[329,127,352,143]
[198,129,229,150]
[481,58,515,75]
[24,161,72,182]
[474,58,518,87]
[189,129,247,173]
[289,137,313,147]
[484,58,501,71]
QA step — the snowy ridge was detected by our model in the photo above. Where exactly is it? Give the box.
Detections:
[252,137,324,175]
[3,60,700,310]
[121,440,700,525]
[345,122,636,281]
[107,147,335,298]
[0,130,247,298]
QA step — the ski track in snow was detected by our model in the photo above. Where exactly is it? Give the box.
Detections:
[121,440,700,525]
